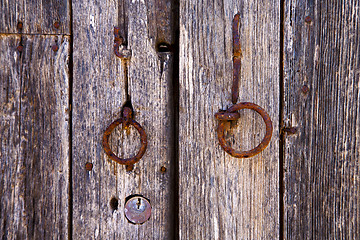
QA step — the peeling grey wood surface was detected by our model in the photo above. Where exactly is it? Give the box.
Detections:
[0,0,70,34]
[72,0,175,239]
[0,35,70,239]
[283,0,360,239]
[179,0,280,239]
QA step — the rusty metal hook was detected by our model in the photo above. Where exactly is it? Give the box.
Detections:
[102,29,147,169]
[103,107,147,167]
[214,13,273,158]
[114,27,131,59]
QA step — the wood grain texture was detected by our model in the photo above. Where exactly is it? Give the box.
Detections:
[179,0,280,239]
[0,35,70,239]
[72,0,175,238]
[283,0,360,239]
[0,0,70,34]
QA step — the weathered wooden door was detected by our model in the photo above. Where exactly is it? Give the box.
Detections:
[1,0,359,239]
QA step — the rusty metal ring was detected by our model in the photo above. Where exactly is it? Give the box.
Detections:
[103,118,147,165]
[216,102,273,158]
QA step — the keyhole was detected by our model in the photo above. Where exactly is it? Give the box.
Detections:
[136,198,141,209]
[124,195,152,224]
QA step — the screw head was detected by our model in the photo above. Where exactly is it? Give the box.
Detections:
[54,21,60,29]
[124,196,151,224]
[52,44,59,52]
[160,166,166,173]
[17,21,23,30]
[85,162,93,171]
[301,85,310,94]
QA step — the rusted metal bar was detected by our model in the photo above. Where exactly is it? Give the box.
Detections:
[232,13,242,104]
[282,126,297,134]
[122,106,132,128]
[214,111,240,121]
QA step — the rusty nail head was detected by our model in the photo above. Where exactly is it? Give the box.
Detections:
[54,21,60,29]
[301,85,310,94]
[124,196,151,224]
[160,166,166,173]
[85,162,93,171]
[305,16,312,23]
[52,44,59,52]
[17,21,23,30]
[17,45,23,52]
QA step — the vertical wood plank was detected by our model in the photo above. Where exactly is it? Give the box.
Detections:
[0,0,70,34]
[0,35,70,239]
[179,0,280,239]
[283,0,360,239]
[72,0,176,238]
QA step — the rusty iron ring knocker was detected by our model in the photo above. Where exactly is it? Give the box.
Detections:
[214,13,273,158]
[103,107,147,166]
[102,28,147,169]
[215,102,273,158]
